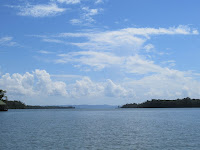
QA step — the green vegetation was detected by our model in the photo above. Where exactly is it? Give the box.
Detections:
[121,97,200,108]
[0,89,8,110]
[3,100,26,109]
[0,89,7,101]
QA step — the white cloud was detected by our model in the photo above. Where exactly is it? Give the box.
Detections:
[69,7,103,25]
[82,7,99,16]
[38,50,54,54]
[34,25,199,87]
[161,60,176,67]
[56,0,80,4]
[122,69,200,102]
[95,0,103,4]
[144,44,154,52]
[56,51,167,74]
[0,69,133,100]
[0,72,35,96]
[0,36,18,47]
[42,38,66,44]
[70,19,82,25]
[56,25,198,51]
[124,55,163,74]
[56,51,123,70]
[68,77,104,98]
[28,25,200,104]
[0,70,68,98]
[81,7,103,23]
[121,25,198,36]
[104,79,135,98]
[17,3,66,17]
[34,70,68,96]
[1,69,200,104]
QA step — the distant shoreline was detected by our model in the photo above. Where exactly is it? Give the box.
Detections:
[2,100,75,109]
[121,97,200,108]
[25,105,75,109]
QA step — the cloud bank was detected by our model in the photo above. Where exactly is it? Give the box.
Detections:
[1,69,200,105]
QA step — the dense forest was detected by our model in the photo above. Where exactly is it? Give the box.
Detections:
[0,89,74,109]
[121,97,200,108]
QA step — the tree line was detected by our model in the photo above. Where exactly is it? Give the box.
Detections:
[121,97,200,108]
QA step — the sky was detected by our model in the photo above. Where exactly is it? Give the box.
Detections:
[1,0,200,105]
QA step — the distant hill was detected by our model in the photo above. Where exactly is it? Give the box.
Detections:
[121,97,200,108]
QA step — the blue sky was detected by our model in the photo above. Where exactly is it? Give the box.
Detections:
[1,0,200,105]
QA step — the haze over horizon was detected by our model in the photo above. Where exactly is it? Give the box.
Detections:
[1,0,200,105]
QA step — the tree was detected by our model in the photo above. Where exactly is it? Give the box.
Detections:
[0,89,7,101]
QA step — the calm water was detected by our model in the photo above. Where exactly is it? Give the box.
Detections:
[1,108,200,150]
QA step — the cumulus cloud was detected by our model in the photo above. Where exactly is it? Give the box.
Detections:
[0,72,35,96]
[17,3,66,17]
[0,70,68,98]
[68,77,104,98]
[1,69,200,104]
[122,69,200,101]
[34,70,68,96]
[0,70,131,101]
[104,79,135,98]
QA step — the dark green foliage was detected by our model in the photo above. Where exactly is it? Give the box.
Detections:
[3,100,26,109]
[121,97,200,108]
[0,89,7,100]
[0,90,8,110]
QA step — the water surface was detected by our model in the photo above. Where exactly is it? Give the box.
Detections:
[1,108,200,150]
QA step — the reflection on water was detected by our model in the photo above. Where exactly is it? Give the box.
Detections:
[1,108,200,150]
